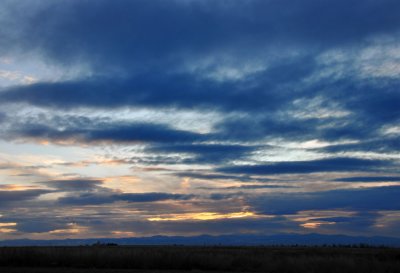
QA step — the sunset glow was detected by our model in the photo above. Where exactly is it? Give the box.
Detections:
[148,211,257,222]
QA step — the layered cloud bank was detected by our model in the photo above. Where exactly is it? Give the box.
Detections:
[0,0,399,240]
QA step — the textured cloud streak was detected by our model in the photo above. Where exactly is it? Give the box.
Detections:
[218,158,393,175]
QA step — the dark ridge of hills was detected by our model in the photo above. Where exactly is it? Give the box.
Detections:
[1,233,400,247]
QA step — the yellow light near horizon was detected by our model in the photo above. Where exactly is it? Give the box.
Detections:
[48,223,86,235]
[49,228,81,235]
[111,231,137,237]
[300,221,335,229]
[301,222,319,229]
[0,185,38,191]
[148,211,256,222]
[0,223,17,233]
[0,222,17,227]
[0,228,16,233]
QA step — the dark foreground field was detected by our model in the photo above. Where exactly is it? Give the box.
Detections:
[1,246,400,273]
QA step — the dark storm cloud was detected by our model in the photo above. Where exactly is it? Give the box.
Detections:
[319,212,380,225]
[333,176,400,182]
[3,116,265,165]
[68,213,291,237]
[127,155,187,166]
[217,157,392,175]
[0,50,318,113]
[0,112,7,123]
[305,212,382,233]
[333,212,383,233]
[144,216,297,236]
[0,72,290,112]
[252,186,400,214]
[0,0,398,161]
[148,143,257,164]
[0,0,398,117]
[176,172,252,181]
[316,81,400,141]
[6,119,202,144]
[4,59,398,134]
[223,184,296,190]
[58,192,196,206]
[82,123,201,143]
[1,113,316,167]
[321,138,400,153]
[16,220,67,233]
[0,189,51,204]
[213,79,400,143]
[213,115,318,142]
[40,214,298,238]
[2,0,399,67]
[175,172,275,184]
[343,82,400,124]
[40,179,104,192]
[1,212,79,233]
[118,192,195,202]
[1,64,398,155]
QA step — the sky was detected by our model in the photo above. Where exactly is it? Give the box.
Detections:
[0,0,399,240]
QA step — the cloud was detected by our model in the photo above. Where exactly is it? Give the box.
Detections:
[4,118,203,144]
[1,34,399,160]
[175,172,274,184]
[148,143,257,164]
[312,80,400,140]
[16,220,68,233]
[222,184,296,190]
[40,179,104,192]
[333,176,400,182]
[252,186,400,214]
[118,192,195,202]
[321,137,400,153]
[176,172,252,181]
[217,157,392,175]
[0,112,7,123]
[1,0,398,120]
[296,211,382,234]
[0,189,51,204]
[58,192,196,206]
[213,115,318,142]
[145,216,294,235]
[2,0,399,69]
[344,84,400,124]
[0,0,399,239]
[0,73,289,112]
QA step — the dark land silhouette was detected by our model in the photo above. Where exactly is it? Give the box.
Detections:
[1,245,400,273]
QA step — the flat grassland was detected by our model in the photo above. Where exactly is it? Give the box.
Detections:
[0,245,399,273]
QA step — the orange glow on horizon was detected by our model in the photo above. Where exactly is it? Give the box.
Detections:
[0,228,16,233]
[148,211,257,222]
[300,221,335,229]
[48,223,86,235]
[0,222,17,227]
[111,231,137,237]
[0,222,17,233]
[0,184,39,191]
